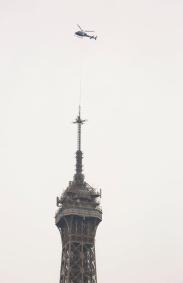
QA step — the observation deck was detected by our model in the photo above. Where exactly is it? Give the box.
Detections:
[55,206,102,225]
[55,180,102,225]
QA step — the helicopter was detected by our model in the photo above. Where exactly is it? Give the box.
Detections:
[75,24,97,40]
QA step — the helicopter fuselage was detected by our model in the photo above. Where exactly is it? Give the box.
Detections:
[75,30,97,40]
[75,31,89,37]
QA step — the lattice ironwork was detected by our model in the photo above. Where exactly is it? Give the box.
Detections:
[57,215,100,283]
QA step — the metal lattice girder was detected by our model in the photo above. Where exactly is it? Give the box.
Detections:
[58,216,100,283]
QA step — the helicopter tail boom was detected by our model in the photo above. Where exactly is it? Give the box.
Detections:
[90,35,97,40]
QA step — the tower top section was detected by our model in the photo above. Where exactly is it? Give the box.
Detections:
[55,107,102,222]
[73,106,86,184]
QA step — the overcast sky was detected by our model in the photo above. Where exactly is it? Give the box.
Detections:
[0,0,183,282]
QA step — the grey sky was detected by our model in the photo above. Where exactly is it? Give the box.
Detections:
[0,0,183,282]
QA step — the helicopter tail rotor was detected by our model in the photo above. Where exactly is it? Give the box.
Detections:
[90,35,97,40]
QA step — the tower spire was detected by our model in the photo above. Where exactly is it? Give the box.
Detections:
[73,106,86,184]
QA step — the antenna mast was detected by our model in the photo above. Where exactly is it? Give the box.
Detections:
[73,106,86,184]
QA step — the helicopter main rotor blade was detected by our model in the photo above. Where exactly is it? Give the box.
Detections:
[85,30,94,33]
[77,24,83,31]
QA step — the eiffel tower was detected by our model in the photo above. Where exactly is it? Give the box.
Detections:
[55,108,102,283]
